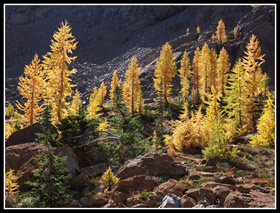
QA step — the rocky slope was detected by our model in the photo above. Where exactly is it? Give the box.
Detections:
[5,5,275,106]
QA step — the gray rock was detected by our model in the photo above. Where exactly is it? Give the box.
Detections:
[159,195,182,208]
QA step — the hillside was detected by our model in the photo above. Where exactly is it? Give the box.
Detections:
[4,4,275,209]
[5,5,275,106]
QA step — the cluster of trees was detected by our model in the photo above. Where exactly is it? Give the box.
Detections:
[5,18,275,207]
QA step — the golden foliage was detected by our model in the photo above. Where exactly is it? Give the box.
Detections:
[99,167,119,191]
[68,89,81,116]
[109,70,119,103]
[197,26,201,34]
[123,56,144,115]
[87,87,102,118]
[16,54,45,126]
[191,47,201,105]
[216,19,227,44]
[153,42,177,105]
[98,81,107,108]
[43,20,78,123]
[178,51,191,102]
[250,93,275,147]
[216,47,230,97]
[5,169,20,200]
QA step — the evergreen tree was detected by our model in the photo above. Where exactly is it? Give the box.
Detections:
[43,20,78,123]
[153,42,177,106]
[26,103,71,207]
[16,54,45,126]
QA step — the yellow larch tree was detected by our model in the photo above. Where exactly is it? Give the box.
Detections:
[153,42,177,106]
[216,19,227,44]
[68,89,81,116]
[178,50,191,103]
[199,43,212,100]
[16,53,45,126]
[208,48,218,91]
[216,47,230,97]
[42,20,78,123]
[109,70,119,103]
[197,26,201,34]
[123,56,144,115]
[87,87,102,118]
[241,34,265,132]
[98,81,107,108]
[250,92,275,147]
[191,47,201,106]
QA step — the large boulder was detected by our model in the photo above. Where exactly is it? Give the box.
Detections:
[116,152,188,180]
[224,191,275,208]
[155,179,186,197]
[5,142,79,190]
[5,122,57,147]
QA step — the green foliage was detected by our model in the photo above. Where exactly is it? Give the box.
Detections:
[109,85,146,161]
[139,191,153,200]
[26,103,71,208]
[56,105,101,147]
[202,112,240,162]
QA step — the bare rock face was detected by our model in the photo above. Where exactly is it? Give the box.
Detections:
[5,142,79,190]
[116,152,188,180]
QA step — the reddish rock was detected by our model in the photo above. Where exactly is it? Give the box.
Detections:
[180,195,196,208]
[117,152,187,180]
[185,188,216,205]
[111,175,161,204]
[156,179,186,197]
[5,142,79,190]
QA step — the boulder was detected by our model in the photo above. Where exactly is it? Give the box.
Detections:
[185,188,216,205]
[159,195,182,208]
[116,152,187,180]
[146,191,165,207]
[213,185,232,206]
[5,122,57,147]
[180,195,197,208]
[201,181,237,191]
[111,175,161,204]
[5,142,79,190]
[155,179,186,197]
[79,196,108,207]
[5,142,44,190]
[81,163,107,178]
[69,172,91,191]
[224,191,275,208]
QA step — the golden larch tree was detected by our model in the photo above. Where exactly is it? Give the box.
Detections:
[153,42,177,106]
[208,48,218,91]
[43,20,78,123]
[216,19,227,44]
[87,87,102,118]
[199,43,212,100]
[123,56,144,115]
[191,47,201,106]
[250,92,275,147]
[68,89,81,116]
[109,70,119,103]
[16,53,45,126]
[178,50,191,102]
[216,47,230,97]
[98,81,107,108]
[241,34,265,132]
